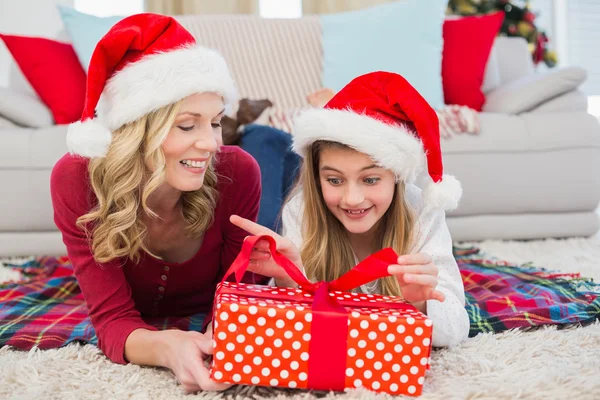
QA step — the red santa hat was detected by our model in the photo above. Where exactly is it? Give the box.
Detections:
[67,13,237,158]
[292,71,462,211]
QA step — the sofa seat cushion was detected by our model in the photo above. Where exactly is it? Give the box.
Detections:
[0,125,69,169]
[442,112,600,217]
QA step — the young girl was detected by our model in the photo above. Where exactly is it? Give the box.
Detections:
[51,14,295,393]
[232,71,469,348]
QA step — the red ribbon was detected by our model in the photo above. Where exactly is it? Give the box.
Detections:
[221,235,409,391]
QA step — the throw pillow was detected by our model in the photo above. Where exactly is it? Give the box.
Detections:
[57,5,123,71]
[0,34,87,124]
[442,12,504,111]
[0,86,54,128]
[482,66,588,114]
[321,0,447,110]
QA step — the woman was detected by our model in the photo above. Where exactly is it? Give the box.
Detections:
[51,13,294,392]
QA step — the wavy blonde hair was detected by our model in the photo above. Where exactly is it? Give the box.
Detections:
[77,101,219,264]
[296,141,415,297]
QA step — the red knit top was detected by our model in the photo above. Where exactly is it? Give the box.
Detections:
[51,146,264,364]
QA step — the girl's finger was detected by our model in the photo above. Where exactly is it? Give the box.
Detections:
[247,260,287,281]
[388,263,438,276]
[232,215,279,238]
[253,240,271,251]
[397,253,432,265]
[249,250,271,260]
[402,273,438,288]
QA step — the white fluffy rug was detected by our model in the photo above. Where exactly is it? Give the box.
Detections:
[1,232,599,400]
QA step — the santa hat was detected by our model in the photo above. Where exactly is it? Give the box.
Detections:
[67,13,237,159]
[292,71,462,211]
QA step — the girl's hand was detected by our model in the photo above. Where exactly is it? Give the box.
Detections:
[161,329,231,393]
[387,253,446,312]
[230,215,304,287]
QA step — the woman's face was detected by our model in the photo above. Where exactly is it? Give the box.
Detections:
[161,92,224,192]
[318,147,396,235]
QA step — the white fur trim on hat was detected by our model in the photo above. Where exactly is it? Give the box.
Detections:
[67,119,112,159]
[422,174,463,211]
[97,44,237,132]
[292,108,426,184]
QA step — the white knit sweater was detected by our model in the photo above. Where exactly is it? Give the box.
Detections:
[281,184,470,348]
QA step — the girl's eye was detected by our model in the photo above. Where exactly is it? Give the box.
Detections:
[364,177,380,185]
[178,125,194,132]
[327,178,343,186]
[212,122,222,128]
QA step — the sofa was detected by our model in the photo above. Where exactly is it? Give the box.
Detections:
[0,14,599,257]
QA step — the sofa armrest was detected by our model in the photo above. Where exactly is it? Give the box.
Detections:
[0,87,54,128]
[482,66,587,114]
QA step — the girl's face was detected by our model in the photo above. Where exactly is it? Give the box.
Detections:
[318,147,396,235]
[161,92,224,192]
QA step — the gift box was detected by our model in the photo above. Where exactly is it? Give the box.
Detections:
[210,235,432,396]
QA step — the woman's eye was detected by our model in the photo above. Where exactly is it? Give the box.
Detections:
[327,178,343,186]
[211,122,222,128]
[178,125,194,132]
[364,177,380,185]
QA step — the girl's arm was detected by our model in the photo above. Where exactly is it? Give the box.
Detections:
[410,207,470,348]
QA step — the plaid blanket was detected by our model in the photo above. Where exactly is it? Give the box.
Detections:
[0,248,598,350]
[456,248,600,336]
[0,257,205,350]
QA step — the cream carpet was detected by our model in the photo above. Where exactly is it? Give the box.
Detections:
[1,231,599,400]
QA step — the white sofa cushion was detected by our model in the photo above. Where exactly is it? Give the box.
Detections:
[442,112,600,217]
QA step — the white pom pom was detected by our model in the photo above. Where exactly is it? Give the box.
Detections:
[422,174,463,211]
[66,119,112,158]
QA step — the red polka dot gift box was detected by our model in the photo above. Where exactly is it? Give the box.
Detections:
[210,235,433,396]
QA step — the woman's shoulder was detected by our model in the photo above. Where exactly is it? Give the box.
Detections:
[216,146,261,189]
[216,146,260,175]
[50,153,94,219]
[51,153,90,192]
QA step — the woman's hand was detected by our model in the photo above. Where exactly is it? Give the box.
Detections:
[161,329,231,393]
[387,253,446,313]
[230,215,304,287]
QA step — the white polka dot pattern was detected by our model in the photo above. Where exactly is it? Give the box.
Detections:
[210,281,432,396]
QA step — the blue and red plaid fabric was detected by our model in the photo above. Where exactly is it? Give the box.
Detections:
[0,248,598,350]
[0,257,205,350]
[456,248,600,336]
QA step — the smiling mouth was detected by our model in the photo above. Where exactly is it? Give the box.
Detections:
[342,206,373,215]
[180,159,207,169]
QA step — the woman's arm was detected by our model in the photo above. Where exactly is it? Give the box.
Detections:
[51,155,228,391]
[51,155,158,364]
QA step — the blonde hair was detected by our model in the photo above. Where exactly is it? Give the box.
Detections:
[77,101,219,264]
[296,141,414,297]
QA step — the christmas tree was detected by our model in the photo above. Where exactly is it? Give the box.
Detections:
[447,0,558,67]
